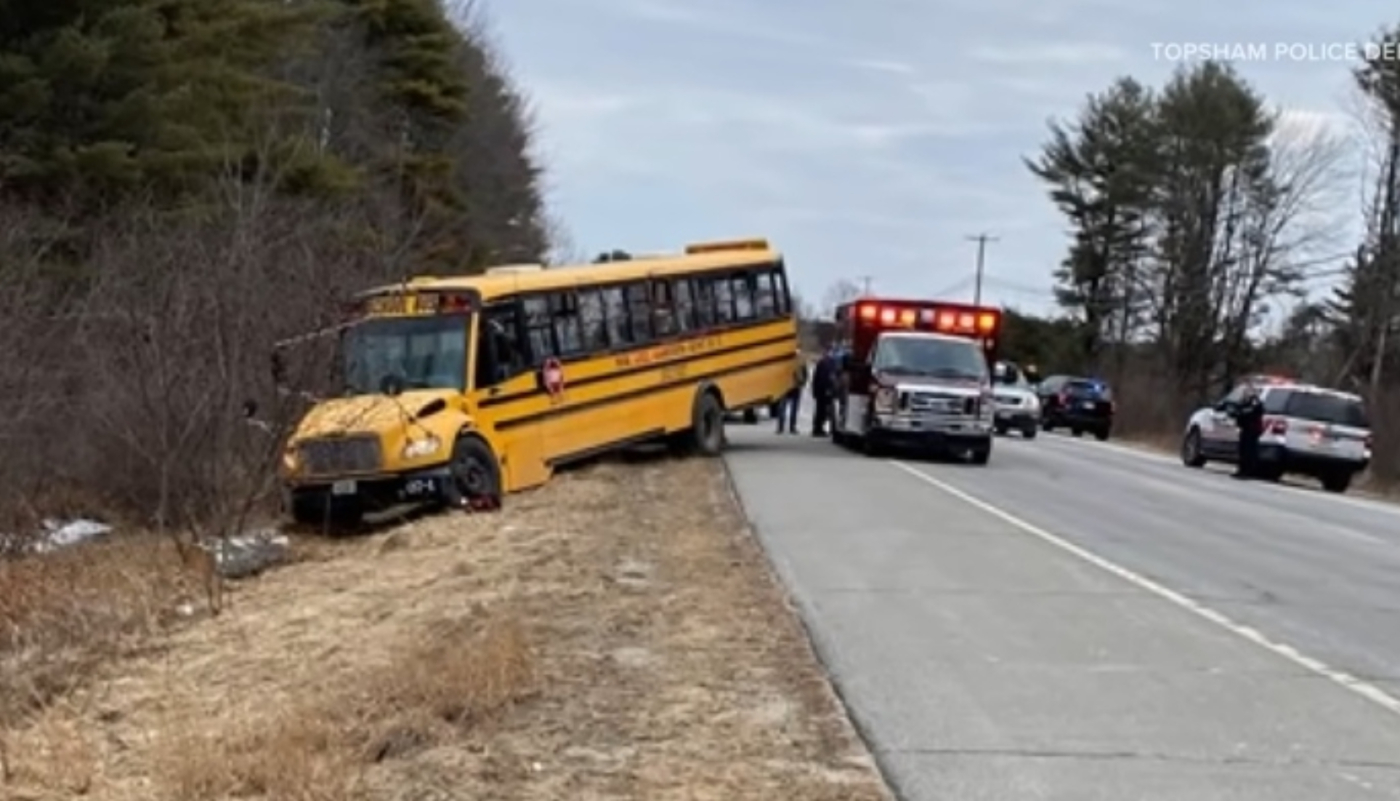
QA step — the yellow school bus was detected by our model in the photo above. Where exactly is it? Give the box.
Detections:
[276,238,800,524]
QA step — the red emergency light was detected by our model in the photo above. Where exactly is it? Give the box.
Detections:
[854,301,998,336]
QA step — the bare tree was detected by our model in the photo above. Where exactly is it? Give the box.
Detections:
[820,279,862,318]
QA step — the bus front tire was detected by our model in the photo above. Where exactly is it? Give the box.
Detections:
[690,390,726,456]
[443,435,503,511]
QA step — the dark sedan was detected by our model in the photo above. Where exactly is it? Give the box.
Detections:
[1037,375,1114,440]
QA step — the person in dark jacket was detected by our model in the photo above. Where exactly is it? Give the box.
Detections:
[810,346,838,436]
[777,350,809,434]
[1230,383,1265,479]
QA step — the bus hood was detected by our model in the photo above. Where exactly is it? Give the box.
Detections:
[293,389,463,439]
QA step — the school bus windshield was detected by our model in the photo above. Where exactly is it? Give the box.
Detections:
[341,314,470,395]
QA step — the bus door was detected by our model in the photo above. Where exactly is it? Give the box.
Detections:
[471,301,548,488]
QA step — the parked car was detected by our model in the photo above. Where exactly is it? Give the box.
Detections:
[991,360,1039,438]
[1037,374,1114,440]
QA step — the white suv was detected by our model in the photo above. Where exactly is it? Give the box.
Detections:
[1180,377,1371,493]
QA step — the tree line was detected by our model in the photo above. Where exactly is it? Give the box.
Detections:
[804,25,1400,477]
[0,0,558,534]
[1017,23,1400,478]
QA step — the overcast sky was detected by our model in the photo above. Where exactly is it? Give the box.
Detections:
[486,0,1397,318]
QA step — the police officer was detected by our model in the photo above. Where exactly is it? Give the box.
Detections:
[776,349,808,434]
[810,345,838,436]
[1231,382,1265,479]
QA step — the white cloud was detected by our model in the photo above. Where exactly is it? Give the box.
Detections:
[844,58,917,74]
[968,42,1128,65]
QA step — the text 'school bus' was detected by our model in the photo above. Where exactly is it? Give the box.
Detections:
[276,238,800,525]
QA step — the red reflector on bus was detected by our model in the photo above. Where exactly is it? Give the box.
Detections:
[879,307,896,324]
[859,304,877,320]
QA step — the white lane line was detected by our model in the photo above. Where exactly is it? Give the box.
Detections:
[888,459,1400,718]
[1035,433,1400,519]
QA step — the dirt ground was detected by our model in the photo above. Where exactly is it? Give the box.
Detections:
[2,453,891,800]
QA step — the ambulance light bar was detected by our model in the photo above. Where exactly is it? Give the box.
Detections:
[855,301,999,335]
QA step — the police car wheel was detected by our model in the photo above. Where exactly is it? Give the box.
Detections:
[1181,428,1206,468]
[1321,472,1352,493]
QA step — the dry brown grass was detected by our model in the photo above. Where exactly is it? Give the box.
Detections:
[1,456,890,801]
[0,533,218,729]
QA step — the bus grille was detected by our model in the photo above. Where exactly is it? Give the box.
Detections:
[298,435,383,475]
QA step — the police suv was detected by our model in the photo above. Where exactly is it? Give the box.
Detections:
[1179,375,1372,493]
[829,298,1001,463]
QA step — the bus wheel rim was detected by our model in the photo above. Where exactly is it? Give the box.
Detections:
[456,456,491,495]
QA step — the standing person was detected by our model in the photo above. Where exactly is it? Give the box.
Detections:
[810,345,837,436]
[777,349,808,434]
[1231,382,1265,479]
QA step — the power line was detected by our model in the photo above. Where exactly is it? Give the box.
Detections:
[966,233,999,306]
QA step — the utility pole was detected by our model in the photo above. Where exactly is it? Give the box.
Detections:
[856,275,873,296]
[966,233,998,306]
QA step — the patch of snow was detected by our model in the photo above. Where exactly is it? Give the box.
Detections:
[213,527,291,579]
[34,518,112,553]
[1,517,113,557]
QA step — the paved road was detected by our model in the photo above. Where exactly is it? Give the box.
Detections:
[724,422,1400,799]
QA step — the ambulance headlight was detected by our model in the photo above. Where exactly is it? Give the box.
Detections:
[874,386,897,412]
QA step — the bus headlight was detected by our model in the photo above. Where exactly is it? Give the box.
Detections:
[874,386,896,412]
[402,436,441,460]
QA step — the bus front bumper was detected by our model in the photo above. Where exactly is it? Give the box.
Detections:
[282,463,455,513]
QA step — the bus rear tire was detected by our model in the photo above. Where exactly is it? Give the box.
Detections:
[689,390,726,456]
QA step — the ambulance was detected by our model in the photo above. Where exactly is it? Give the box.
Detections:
[829,298,1002,463]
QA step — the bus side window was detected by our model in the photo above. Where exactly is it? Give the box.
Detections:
[673,279,696,331]
[732,273,755,319]
[550,291,584,356]
[693,277,717,328]
[651,280,677,337]
[522,295,555,364]
[577,289,608,350]
[771,264,790,315]
[475,303,527,388]
[601,286,630,346]
[753,270,776,318]
[626,282,653,342]
[714,275,735,323]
